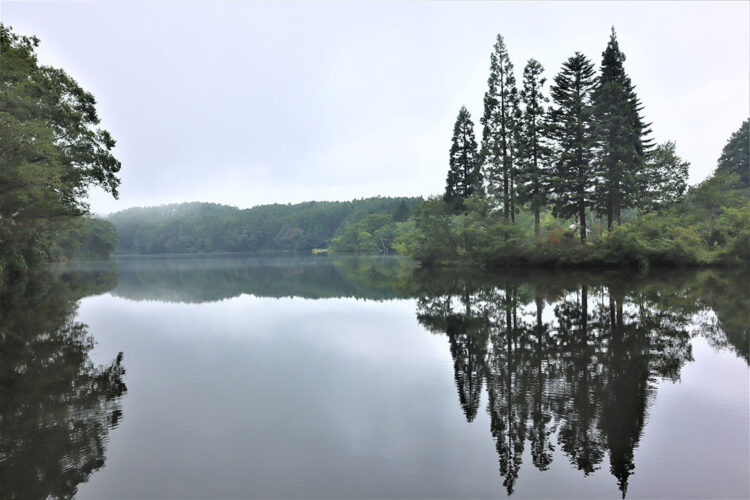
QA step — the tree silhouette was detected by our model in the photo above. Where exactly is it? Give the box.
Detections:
[0,269,126,499]
[410,268,717,497]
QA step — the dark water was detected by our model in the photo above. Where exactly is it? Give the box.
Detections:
[1,255,748,499]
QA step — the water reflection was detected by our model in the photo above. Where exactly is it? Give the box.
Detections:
[0,266,127,499]
[412,268,748,496]
[112,254,416,302]
[1,256,746,498]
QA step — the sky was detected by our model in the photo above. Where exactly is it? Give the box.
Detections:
[2,1,748,215]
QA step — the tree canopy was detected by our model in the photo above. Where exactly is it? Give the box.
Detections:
[716,118,749,188]
[108,197,422,254]
[0,24,121,279]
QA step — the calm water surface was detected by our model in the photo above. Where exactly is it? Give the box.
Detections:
[1,255,748,499]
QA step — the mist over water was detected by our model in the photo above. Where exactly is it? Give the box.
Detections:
[1,255,747,498]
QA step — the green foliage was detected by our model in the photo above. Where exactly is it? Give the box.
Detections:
[416,29,747,268]
[637,141,689,213]
[716,118,749,188]
[517,58,551,237]
[548,52,598,242]
[396,197,456,265]
[405,168,749,268]
[70,217,119,258]
[592,27,651,228]
[480,33,521,221]
[0,25,121,279]
[398,195,531,266]
[330,213,391,253]
[444,106,482,212]
[109,197,422,255]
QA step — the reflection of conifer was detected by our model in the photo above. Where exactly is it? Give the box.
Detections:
[485,287,527,495]
[553,285,606,475]
[449,331,486,422]
[527,296,555,471]
[448,289,489,422]
[410,269,730,497]
[599,296,649,498]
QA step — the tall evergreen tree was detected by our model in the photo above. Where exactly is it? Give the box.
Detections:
[716,118,749,188]
[549,53,598,243]
[517,59,551,239]
[592,27,652,229]
[445,106,482,212]
[480,34,521,222]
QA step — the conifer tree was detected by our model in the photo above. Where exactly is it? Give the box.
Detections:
[549,53,598,243]
[517,59,550,239]
[592,27,652,229]
[480,34,521,222]
[445,106,482,212]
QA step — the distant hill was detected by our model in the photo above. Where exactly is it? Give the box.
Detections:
[108,197,422,254]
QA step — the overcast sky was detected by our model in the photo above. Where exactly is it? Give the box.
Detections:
[2,1,748,214]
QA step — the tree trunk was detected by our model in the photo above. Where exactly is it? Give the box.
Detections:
[503,172,510,221]
[534,208,540,240]
[579,202,587,243]
[614,203,621,227]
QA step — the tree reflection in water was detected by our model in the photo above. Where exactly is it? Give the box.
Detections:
[412,268,746,497]
[0,265,126,499]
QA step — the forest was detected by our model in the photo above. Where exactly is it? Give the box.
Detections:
[107,197,421,254]
[399,29,749,268]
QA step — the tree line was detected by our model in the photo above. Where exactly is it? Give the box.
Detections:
[407,28,749,267]
[108,197,420,254]
[445,28,690,241]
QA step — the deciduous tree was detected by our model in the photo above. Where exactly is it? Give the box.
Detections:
[0,25,121,275]
[716,118,749,188]
[636,141,689,213]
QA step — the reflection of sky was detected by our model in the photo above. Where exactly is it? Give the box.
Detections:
[3,2,749,214]
[77,294,749,499]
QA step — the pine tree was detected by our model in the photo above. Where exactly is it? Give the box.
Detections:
[517,59,551,239]
[445,106,482,212]
[480,34,521,222]
[549,53,598,243]
[592,27,652,229]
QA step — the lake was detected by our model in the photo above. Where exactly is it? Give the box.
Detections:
[1,255,747,499]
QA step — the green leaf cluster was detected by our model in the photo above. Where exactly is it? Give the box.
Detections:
[0,25,121,279]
